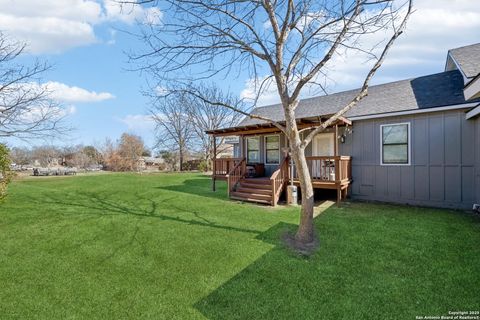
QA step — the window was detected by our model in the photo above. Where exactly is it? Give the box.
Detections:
[265,135,280,164]
[381,123,410,165]
[246,137,260,163]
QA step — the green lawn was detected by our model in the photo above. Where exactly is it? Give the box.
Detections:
[0,173,479,319]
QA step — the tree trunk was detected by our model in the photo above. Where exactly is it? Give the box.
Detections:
[291,147,315,244]
[284,102,316,245]
[179,149,184,171]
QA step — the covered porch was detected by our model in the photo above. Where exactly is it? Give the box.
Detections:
[207,117,352,206]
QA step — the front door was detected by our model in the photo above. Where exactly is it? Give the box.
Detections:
[313,133,334,156]
[312,133,335,179]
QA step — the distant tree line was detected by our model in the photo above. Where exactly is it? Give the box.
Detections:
[10,145,103,169]
[9,133,154,172]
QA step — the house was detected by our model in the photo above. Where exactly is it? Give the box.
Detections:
[207,43,480,209]
[138,157,165,171]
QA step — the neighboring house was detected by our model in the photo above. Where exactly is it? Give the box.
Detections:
[207,43,480,209]
[138,157,164,170]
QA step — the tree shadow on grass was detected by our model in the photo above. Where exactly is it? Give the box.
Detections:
[194,218,389,320]
[193,221,331,320]
[23,190,271,266]
[154,178,231,202]
[193,208,480,320]
[28,190,263,235]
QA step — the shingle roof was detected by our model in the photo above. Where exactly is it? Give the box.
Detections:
[448,43,480,79]
[238,70,475,127]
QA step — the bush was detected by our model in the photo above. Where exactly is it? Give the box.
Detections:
[0,144,12,201]
[182,162,191,171]
[198,160,209,172]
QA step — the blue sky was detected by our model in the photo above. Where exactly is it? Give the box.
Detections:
[1,0,479,149]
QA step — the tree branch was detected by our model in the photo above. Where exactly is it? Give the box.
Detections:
[302,0,413,147]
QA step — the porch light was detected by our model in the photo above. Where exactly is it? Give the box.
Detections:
[340,134,346,144]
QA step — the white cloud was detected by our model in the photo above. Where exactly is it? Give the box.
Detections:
[240,0,480,106]
[0,0,162,54]
[324,0,480,91]
[103,0,162,25]
[15,81,110,125]
[66,105,77,115]
[106,28,117,45]
[19,103,77,123]
[0,14,97,54]
[44,81,115,103]
[118,114,155,132]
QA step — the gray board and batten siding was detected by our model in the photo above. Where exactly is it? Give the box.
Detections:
[235,110,480,210]
[339,108,480,210]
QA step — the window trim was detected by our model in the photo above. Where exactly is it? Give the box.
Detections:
[380,122,411,166]
[246,136,260,163]
[264,134,280,165]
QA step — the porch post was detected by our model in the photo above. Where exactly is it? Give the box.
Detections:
[212,135,217,192]
[334,124,339,156]
[241,135,245,158]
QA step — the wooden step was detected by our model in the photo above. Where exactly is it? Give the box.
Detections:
[230,191,272,202]
[238,182,273,190]
[241,178,271,185]
[236,187,272,195]
[230,194,272,205]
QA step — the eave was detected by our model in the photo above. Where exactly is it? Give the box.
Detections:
[206,116,351,137]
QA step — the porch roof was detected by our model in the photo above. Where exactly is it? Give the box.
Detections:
[206,116,351,136]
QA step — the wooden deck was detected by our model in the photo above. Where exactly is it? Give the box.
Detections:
[213,156,352,205]
[291,156,352,202]
[212,158,243,180]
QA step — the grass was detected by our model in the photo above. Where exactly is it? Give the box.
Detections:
[0,173,479,319]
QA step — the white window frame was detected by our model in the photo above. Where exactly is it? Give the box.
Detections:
[264,135,280,165]
[246,136,260,163]
[380,122,411,166]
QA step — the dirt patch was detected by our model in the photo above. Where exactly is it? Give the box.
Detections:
[282,231,320,256]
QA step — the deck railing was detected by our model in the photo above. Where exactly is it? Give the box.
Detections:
[213,157,243,178]
[293,156,352,182]
[270,156,289,206]
[226,158,246,196]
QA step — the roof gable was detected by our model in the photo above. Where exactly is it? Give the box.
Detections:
[447,43,480,79]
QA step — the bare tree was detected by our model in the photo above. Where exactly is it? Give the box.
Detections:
[0,31,67,140]
[184,83,245,167]
[130,0,413,248]
[100,138,123,171]
[60,145,101,169]
[118,133,145,171]
[31,145,61,167]
[82,146,103,166]
[9,147,31,165]
[150,92,195,171]
[100,134,146,172]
